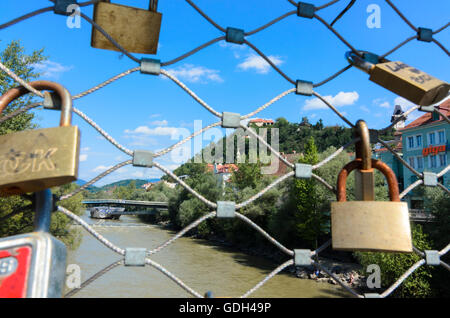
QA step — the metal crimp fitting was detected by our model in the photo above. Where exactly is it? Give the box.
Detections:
[217,201,236,218]
[294,249,312,266]
[423,172,437,187]
[54,0,78,16]
[364,293,381,298]
[221,112,241,128]
[133,150,154,168]
[417,27,433,43]
[425,250,440,266]
[295,163,312,179]
[226,27,245,44]
[297,2,315,19]
[295,80,313,96]
[125,248,147,266]
[419,105,436,113]
[140,58,161,75]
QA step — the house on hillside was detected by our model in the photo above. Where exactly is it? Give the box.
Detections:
[249,118,274,127]
[207,163,239,189]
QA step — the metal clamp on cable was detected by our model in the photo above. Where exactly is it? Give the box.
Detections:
[54,0,78,16]
[417,27,433,42]
[125,248,147,266]
[140,58,161,75]
[217,201,236,218]
[221,112,241,128]
[225,27,245,44]
[294,249,312,266]
[133,150,154,168]
[297,2,315,19]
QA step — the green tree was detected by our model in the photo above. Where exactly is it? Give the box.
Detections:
[355,224,434,298]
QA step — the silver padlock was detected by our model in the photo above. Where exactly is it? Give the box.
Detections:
[0,189,67,297]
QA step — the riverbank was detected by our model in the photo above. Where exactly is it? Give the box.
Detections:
[155,219,366,294]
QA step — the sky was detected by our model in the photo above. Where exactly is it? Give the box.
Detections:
[0,0,449,186]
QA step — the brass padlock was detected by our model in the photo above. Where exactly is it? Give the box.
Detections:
[0,81,80,196]
[91,0,162,54]
[347,51,449,106]
[331,158,413,253]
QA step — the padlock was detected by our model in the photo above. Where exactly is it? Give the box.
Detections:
[0,189,67,297]
[0,81,80,196]
[346,51,449,106]
[331,158,413,253]
[91,0,162,54]
[353,120,375,201]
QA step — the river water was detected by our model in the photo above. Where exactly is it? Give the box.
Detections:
[65,211,348,298]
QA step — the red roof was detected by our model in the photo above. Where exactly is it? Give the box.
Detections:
[401,99,450,130]
[249,118,274,124]
[207,163,239,174]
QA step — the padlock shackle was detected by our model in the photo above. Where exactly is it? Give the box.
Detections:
[34,189,53,233]
[354,120,372,170]
[337,158,400,202]
[101,0,159,11]
[0,81,73,127]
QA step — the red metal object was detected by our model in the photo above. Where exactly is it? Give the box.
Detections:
[0,246,32,298]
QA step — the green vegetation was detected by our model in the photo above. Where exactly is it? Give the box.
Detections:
[0,41,84,249]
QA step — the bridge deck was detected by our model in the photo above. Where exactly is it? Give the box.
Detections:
[83,199,168,208]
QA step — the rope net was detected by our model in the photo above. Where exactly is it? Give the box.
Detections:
[0,0,449,298]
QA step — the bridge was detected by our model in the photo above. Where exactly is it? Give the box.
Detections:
[83,199,168,209]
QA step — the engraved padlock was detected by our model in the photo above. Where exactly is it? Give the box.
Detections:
[0,189,67,297]
[331,158,413,253]
[91,0,162,54]
[354,120,375,201]
[347,51,449,106]
[0,81,80,196]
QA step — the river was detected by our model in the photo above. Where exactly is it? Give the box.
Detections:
[65,211,348,298]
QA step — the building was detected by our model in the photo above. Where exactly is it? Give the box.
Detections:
[207,163,239,189]
[375,98,449,210]
[248,118,274,127]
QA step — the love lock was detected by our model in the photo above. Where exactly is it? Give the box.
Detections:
[91,0,163,54]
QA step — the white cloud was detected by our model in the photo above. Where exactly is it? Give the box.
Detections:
[394,97,415,109]
[124,125,183,136]
[80,154,88,162]
[166,64,223,83]
[303,91,359,110]
[150,119,168,126]
[360,105,370,112]
[237,54,283,74]
[92,165,113,172]
[379,101,390,108]
[81,147,90,152]
[32,60,73,79]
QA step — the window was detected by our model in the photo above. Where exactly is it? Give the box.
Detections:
[439,154,447,167]
[429,155,437,168]
[409,157,415,169]
[416,156,423,170]
[429,132,436,145]
[438,130,445,144]
[408,136,414,149]
[416,135,422,148]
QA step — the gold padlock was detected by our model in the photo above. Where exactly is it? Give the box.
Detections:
[91,0,162,54]
[331,158,413,253]
[347,51,449,106]
[0,81,80,196]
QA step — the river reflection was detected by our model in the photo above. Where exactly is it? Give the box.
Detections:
[65,211,348,298]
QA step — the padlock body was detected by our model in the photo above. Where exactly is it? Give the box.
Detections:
[91,2,162,54]
[0,126,80,196]
[331,201,412,252]
[369,61,449,106]
[0,232,67,298]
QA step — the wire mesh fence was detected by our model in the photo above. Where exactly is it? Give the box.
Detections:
[0,0,449,298]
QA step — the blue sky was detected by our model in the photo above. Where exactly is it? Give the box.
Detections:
[0,0,449,186]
